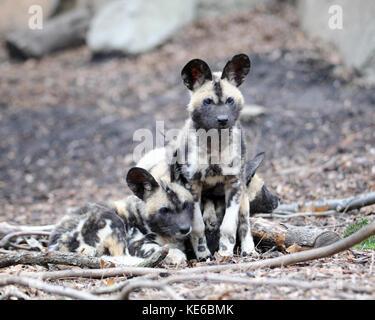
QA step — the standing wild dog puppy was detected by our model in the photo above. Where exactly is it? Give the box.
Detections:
[49,167,194,265]
[201,152,279,253]
[167,54,255,258]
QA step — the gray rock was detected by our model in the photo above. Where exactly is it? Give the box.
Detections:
[87,0,196,55]
[47,0,113,17]
[297,0,375,84]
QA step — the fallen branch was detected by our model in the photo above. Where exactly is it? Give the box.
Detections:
[0,276,99,300]
[251,217,340,250]
[0,246,168,270]
[0,250,110,269]
[276,192,375,213]
[255,210,338,219]
[17,266,164,281]
[0,222,54,237]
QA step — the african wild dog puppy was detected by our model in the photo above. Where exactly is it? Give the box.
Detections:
[167,54,257,259]
[201,152,279,253]
[48,167,194,265]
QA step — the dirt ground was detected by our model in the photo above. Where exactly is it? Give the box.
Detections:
[0,1,374,300]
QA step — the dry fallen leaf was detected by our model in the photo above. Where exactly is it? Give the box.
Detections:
[106,279,116,286]
[286,243,303,253]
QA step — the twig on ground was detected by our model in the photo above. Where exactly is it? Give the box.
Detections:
[90,274,157,295]
[17,266,164,281]
[276,192,375,213]
[0,276,100,300]
[0,287,31,300]
[0,222,54,236]
[0,231,51,249]
[256,210,338,219]
[118,279,182,300]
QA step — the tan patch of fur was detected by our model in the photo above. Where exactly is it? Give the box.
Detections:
[145,187,169,216]
[248,173,264,201]
[100,235,125,256]
[111,195,140,220]
[111,198,128,216]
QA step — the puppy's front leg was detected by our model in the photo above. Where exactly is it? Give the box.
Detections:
[238,188,256,256]
[218,178,241,257]
[189,182,212,260]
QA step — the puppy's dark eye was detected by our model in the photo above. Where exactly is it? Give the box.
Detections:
[159,207,170,214]
[203,98,212,106]
[226,97,234,105]
[182,201,192,210]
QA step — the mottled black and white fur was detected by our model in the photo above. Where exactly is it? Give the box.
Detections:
[48,167,195,265]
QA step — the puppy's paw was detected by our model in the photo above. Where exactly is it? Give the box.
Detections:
[241,248,259,258]
[163,248,187,266]
[240,238,257,257]
[195,246,212,261]
[218,245,234,257]
[218,236,235,257]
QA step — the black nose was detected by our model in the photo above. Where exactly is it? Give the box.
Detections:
[179,225,191,235]
[217,115,228,125]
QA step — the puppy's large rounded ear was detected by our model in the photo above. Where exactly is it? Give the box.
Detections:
[181,59,212,91]
[126,167,159,200]
[221,53,251,87]
[245,152,265,184]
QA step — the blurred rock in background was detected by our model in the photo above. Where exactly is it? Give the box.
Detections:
[86,0,196,55]
[1,0,375,85]
[298,0,375,84]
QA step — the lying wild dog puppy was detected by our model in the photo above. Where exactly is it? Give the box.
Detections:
[48,167,194,265]
[167,54,256,258]
[137,150,279,257]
